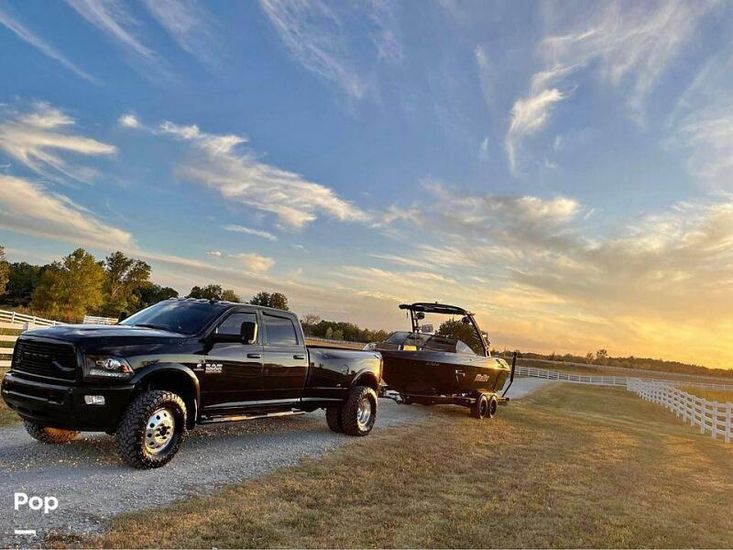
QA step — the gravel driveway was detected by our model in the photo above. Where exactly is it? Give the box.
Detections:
[0,378,544,546]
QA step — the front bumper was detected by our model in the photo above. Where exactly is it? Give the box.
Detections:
[1,371,134,431]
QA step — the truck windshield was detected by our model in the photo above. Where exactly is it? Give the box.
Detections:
[120,301,224,335]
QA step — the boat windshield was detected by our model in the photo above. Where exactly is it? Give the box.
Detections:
[384,331,477,355]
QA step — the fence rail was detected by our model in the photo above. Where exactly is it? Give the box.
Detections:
[515,365,733,391]
[0,310,63,327]
[628,379,732,443]
[515,365,628,386]
[82,315,118,325]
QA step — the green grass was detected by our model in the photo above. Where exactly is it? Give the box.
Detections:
[52,384,733,549]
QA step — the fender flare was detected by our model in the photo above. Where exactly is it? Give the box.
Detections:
[130,363,201,424]
[351,369,381,391]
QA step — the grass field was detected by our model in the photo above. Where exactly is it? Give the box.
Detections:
[56,383,733,549]
[681,386,733,404]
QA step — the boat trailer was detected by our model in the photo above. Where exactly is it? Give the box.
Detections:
[380,353,517,419]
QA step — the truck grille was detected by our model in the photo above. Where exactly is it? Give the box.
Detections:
[12,339,78,382]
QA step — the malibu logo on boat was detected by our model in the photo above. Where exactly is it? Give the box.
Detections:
[474,374,491,382]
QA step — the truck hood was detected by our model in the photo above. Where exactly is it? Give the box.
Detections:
[23,324,189,347]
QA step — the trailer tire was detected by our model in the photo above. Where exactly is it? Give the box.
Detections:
[471,393,490,419]
[115,390,187,469]
[325,406,343,433]
[23,420,78,444]
[487,394,498,418]
[341,385,377,436]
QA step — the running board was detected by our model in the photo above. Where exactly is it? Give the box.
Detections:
[199,410,306,424]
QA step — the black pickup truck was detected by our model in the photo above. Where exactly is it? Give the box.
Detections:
[1,299,382,468]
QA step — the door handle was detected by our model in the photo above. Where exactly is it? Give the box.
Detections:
[247,353,262,359]
[293,354,306,360]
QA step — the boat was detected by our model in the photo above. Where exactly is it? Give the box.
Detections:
[368,302,515,418]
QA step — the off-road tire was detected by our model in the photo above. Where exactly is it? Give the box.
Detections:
[23,420,78,444]
[471,393,490,419]
[115,390,187,469]
[325,406,343,433]
[487,394,498,418]
[341,385,377,436]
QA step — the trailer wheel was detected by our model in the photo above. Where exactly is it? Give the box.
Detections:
[471,393,490,419]
[115,390,187,469]
[23,420,78,444]
[487,394,498,418]
[325,406,343,433]
[341,385,377,436]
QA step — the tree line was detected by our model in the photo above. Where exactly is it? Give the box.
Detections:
[1,245,730,378]
[0,245,288,322]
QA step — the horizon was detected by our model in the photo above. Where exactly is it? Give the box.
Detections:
[1,1,732,368]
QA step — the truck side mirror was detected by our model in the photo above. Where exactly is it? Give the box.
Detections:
[241,321,258,344]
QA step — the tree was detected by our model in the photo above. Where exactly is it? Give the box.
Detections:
[220,289,240,302]
[595,349,609,366]
[585,352,594,365]
[436,319,483,354]
[188,284,222,300]
[249,291,289,310]
[187,284,239,301]
[135,283,179,310]
[300,314,321,336]
[0,246,10,298]
[1,262,43,306]
[101,251,151,316]
[31,249,105,322]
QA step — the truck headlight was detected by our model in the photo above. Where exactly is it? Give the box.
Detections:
[84,356,133,379]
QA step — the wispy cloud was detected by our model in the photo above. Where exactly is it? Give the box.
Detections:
[117,113,141,129]
[259,0,365,99]
[259,0,402,100]
[0,174,132,249]
[0,5,99,84]
[223,224,278,241]
[0,102,116,183]
[141,0,221,67]
[64,0,173,76]
[506,1,715,175]
[506,88,565,176]
[121,117,369,229]
[206,249,275,272]
[675,102,733,189]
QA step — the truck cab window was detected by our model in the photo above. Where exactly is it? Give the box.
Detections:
[264,314,298,346]
[216,312,258,340]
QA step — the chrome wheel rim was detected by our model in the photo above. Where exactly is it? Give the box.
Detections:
[356,397,373,430]
[144,407,176,455]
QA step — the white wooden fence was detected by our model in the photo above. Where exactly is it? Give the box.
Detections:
[628,379,732,443]
[515,365,628,386]
[515,365,733,391]
[0,310,63,327]
[82,315,118,325]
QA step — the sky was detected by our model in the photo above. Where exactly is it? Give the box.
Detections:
[0,0,732,368]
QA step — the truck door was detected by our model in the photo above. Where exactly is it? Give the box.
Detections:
[200,310,264,410]
[261,312,309,401]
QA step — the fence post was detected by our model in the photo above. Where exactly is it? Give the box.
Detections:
[726,403,732,444]
[701,400,707,434]
[712,402,718,440]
